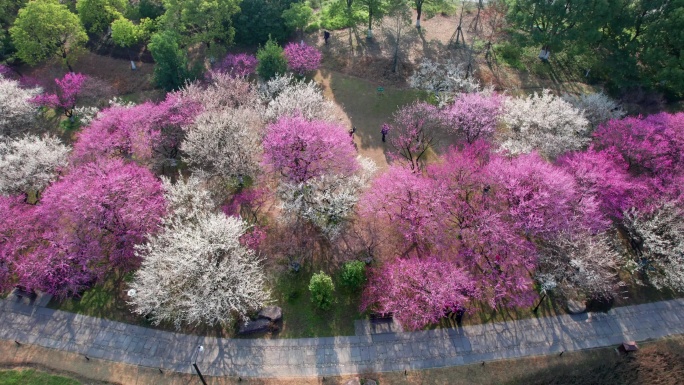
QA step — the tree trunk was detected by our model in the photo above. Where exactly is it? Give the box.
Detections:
[368,10,373,38]
[416,5,422,28]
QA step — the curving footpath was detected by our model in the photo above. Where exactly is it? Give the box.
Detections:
[1,298,683,378]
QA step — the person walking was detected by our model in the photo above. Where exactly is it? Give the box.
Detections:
[381,124,390,143]
[324,30,331,45]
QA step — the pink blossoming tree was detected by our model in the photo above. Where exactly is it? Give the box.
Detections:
[384,101,444,171]
[283,42,322,75]
[214,53,258,77]
[362,256,477,331]
[31,72,87,118]
[4,159,165,297]
[442,92,504,144]
[73,95,200,169]
[262,115,358,183]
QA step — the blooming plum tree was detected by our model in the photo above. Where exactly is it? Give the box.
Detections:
[384,101,444,171]
[129,176,269,327]
[31,73,87,118]
[537,231,622,300]
[0,135,70,197]
[278,156,377,238]
[362,256,476,330]
[182,107,263,189]
[283,42,322,75]
[0,75,41,137]
[557,148,644,219]
[262,76,335,122]
[593,113,684,181]
[263,115,358,183]
[442,92,503,144]
[487,152,608,238]
[72,95,200,169]
[359,165,446,255]
[624,203,684,292]
[10,159,165,297]
[499,89,590,158]
[562,92,625,129]
[215,53,258,77]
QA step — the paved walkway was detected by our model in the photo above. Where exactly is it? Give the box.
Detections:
[1,298,683,378]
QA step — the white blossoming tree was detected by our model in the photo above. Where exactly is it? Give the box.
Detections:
[499,89,590,158]
[625,203,684,293]
[278,157,377,238]
[562,92,626,129]
[0,76,42,137]
[128,177,270,328]
[409,59,481,104]
[538,231,623,300]
[262,75,335,122]
[182,107,263,188]
[0,135,70,197]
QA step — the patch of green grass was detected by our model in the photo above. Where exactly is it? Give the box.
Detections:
[47,275,143,327]
[0,369,80,385]
[273,269,363,338]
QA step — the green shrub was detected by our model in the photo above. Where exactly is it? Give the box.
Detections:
[341,260,366,290]
[305,21,320,33]
[494,42,525,71]
[256,36,288,80]
[309,271,335,310]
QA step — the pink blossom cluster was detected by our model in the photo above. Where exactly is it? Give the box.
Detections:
[0,159,165,297]
[31,73,87,117]
[214,53,258,77]
[262,115,358,183]
[73,94,201,166]
[283,42,322,74]
[361,114,684,329]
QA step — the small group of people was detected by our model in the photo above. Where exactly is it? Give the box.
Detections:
[348,125,391,143]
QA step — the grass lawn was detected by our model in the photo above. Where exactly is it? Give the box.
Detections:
[315,69,428,169]
[272,269,363,338]
[0,369,80,385]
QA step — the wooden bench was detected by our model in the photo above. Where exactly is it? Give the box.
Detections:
[369,312,393,323]
[14,286,37,301]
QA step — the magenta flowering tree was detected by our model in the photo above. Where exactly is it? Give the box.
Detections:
[487,152,608,239]
[283,42,322,75]
[214,53,258,77]
[427,144,538,308]
[362,256,476,330]
[31,72,87,118]
[593,113,684,203]
[0,196,35,292]
[359,165,446,256]
[262,115,358,183]
[442,92,503,144]
[557,148,645,219]
[384,101,444,171]
[8,159,165,297]
[73,94,200,169]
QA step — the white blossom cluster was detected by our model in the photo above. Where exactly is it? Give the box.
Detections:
[625,204,684,292]
[0,76,42,137]
[182,107,263,188]
[129,177,270,328]
[0,135,70,195]
[562,92,625,128]
[538,231,623,299]
[409,59,481,100]
[260,74,335,122]
[73,106,100,125]
[278,157,377,238]
[499,89,590,158]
